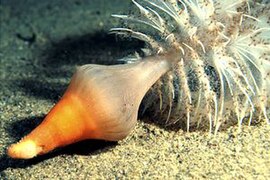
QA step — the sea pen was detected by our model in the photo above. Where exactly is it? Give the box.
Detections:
[8,0,270,159]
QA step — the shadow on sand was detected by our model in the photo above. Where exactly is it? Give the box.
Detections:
[18,31,144,101]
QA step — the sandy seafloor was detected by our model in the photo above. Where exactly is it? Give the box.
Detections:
[0,0,269,179]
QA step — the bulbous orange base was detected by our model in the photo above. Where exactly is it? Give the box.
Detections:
[7,55,170,159]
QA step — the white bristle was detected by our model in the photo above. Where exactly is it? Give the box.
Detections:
[111,0,270,132]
